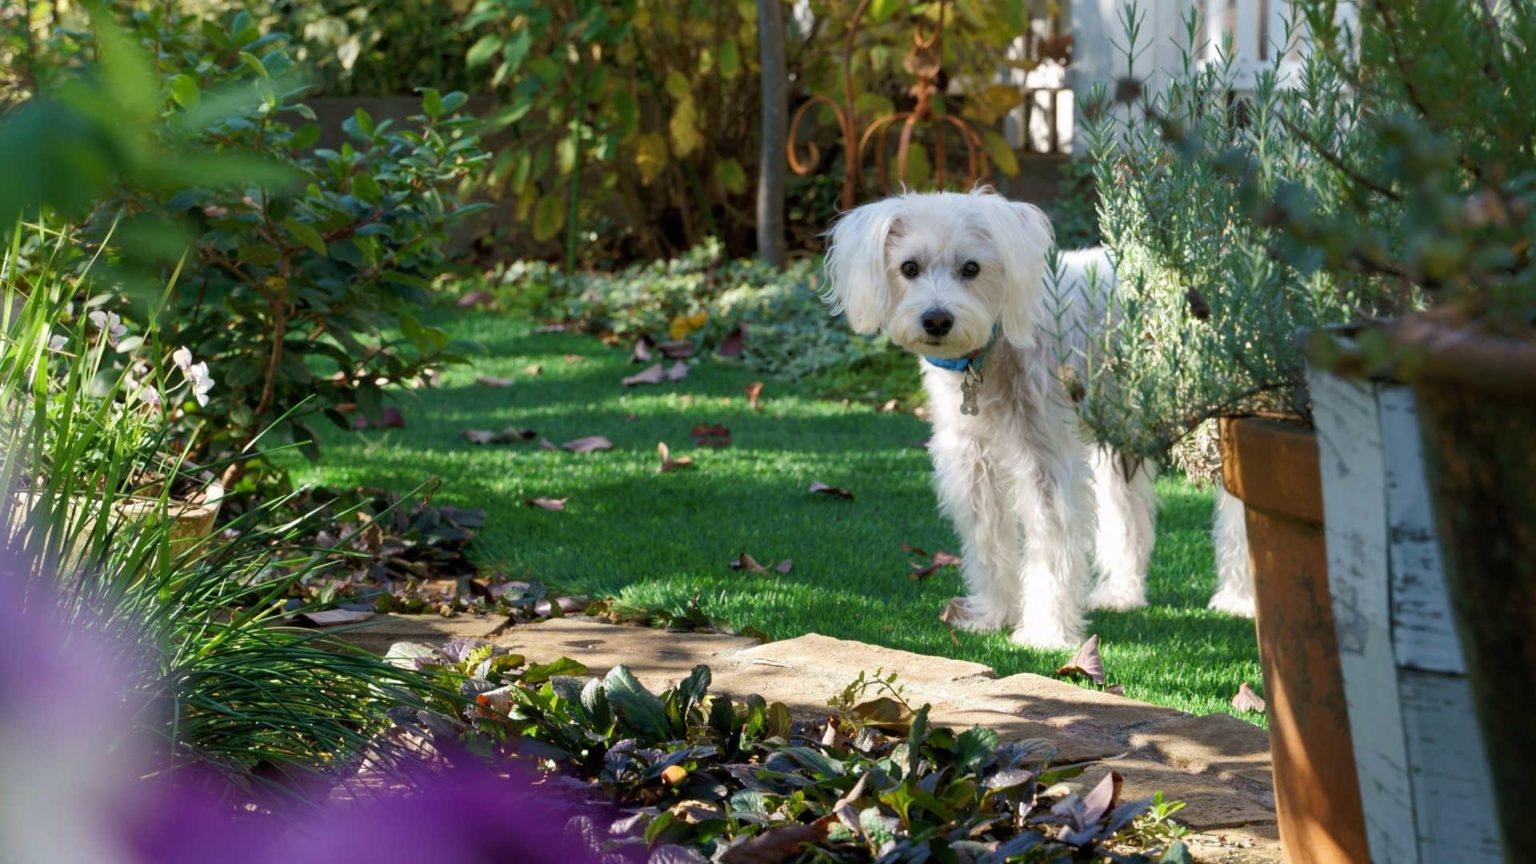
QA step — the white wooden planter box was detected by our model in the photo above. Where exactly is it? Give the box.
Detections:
[1308,367,1502,862]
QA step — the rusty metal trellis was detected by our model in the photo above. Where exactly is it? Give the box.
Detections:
[787,0,990,210]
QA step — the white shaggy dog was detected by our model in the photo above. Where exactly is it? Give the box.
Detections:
[823,189,1253,649]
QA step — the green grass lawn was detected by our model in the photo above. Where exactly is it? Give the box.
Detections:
[291,312,1263,721]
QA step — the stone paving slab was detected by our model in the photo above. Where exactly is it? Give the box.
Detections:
[338,614,1281,862]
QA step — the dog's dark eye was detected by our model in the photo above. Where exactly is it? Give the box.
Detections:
[899,260,921,279]
[960,260,981,279]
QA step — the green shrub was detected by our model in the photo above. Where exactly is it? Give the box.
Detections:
[1049,7,1415,462]
[1,227,449,790]
[34,6,491,481]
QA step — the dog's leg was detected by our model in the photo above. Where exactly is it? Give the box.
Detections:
[931,443,1020,632]
[1208,487,1256,617]
[1010,459,1093,650]
[1087,447,1156,611]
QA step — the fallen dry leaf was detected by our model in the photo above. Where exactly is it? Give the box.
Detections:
[657,340,695,359]
[808,481,854,500]
[912,405,931,421]
[717,325,746,358]
[561,436,613,453]
[533,322,570,333]
[463,426,535,445]
[938,597,968,627]
[524,363,544,376]
[745,381,764,410]
[1106,684,1126,696]
[1081,770,1123,823]
[562,354,584,363]
[631,337,653,363]
[774,559,794,575]
[524,498,567,511]
[456,290,496,309]
[352,407,405,430]
[905,544,962,580]
[665,360,689,381]
[1057,634,1106,685]
[879,398,900,413]
[691,423,732,448]
[538,438,557,451]
[657,441,695,473]
[1231,682,1266,713]
[623,363,665,387]
[475,375,515,388]
[718,816,833,864]
[732,553,766,573]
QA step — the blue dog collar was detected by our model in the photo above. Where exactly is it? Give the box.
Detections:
[922,324,1001,374]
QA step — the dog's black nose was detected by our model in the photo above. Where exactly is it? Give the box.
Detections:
[921,308,954,337]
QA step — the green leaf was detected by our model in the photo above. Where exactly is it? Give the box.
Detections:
[440,91,469,114]
[523,656,588,685]
[351,173,383,206]
[981,128,1020,176]
[532,195,565,241]
[714,158,748,195]
[282,218,327,256]
[502,30,533,76]
[1161,841,1194,864]
[718,40,741,78]
[953,726,1000,772]
[603,665,672,741]
[169,74,201,109]
[421,88,445,119]
[870,0,905,23]
[353,107,375,137]
[664,71,691,99]
[466,34,504,68]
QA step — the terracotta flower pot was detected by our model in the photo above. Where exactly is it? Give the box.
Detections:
[1394,315,1536,854]
[1219,416,1370,864]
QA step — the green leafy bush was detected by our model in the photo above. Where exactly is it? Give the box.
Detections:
[47,6,491,480]
[1,230,448,790]
[487,239,896,383]
[390,647,1191,862]
[1050,7,1416,462]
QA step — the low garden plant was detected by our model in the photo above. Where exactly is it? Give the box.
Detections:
[387,640,1192,862]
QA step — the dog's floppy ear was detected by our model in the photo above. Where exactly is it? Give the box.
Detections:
[979,196,1054,347]
[823,198,903,334]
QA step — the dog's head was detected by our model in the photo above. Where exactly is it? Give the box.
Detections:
[822,190,1053,357]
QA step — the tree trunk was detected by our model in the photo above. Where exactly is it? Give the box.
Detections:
[755,0,788,267]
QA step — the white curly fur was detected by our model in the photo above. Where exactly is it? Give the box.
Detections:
[824,190,1254,649]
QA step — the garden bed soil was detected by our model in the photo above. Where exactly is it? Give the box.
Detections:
[338,613,1284,863]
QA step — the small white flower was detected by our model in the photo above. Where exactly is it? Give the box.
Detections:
[133,383,162,410]
[187,361,215,407]
[172,346,194,374]
[47,333,68,352]
[87,310,126,346]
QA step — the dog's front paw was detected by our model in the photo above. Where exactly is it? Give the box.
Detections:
[1207,586,1256,619]
[1087,583,1148,612]
[1009,621,1081,651]
[940,596,1011,633]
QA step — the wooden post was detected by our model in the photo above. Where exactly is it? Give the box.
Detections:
[755,0,787,267]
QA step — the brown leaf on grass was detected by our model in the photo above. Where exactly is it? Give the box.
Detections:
[561,436,613,453]
[1231,682,1267,713]
[299,609,375,627]
[906,544,962,580]
[691,423,731,447]
[1057,634,1105,685]
[463,426,536,445]
[1105,684,1126,696]
[524,498,567,511]
[524,363,544,376]
[808,481,854,500]
[563,354,585,363]
[731,553,766,573]
[717,325,746,358]
[657,441,695,473]
[533,322,570,333]
[456,290,496,309]
[538,438,557,451]
[745,381,764,410]
[475,375,515,388]
[623,363,665,387]
[775,559,793,574]
[352,407,405,429]
[879,398,900,413]
[938,597,968,627]
[658,340,695,359]
[630,337,653,363]
[665,361,689,381]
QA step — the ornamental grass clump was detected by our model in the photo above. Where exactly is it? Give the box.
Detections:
[1045,6,1416,462]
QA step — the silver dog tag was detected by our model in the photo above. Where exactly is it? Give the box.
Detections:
[960,367,982,415]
